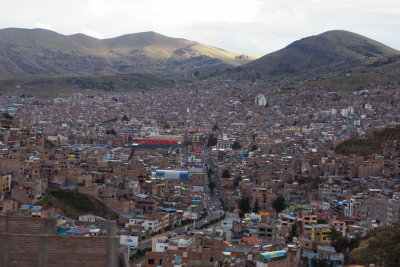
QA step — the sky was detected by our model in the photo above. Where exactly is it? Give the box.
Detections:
[0,0,399,55]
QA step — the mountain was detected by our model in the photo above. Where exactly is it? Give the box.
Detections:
[0,28,255,79]
[244,30,400,79]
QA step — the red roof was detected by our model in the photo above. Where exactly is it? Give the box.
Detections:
[242,237,261,245]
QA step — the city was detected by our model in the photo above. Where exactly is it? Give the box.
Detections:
[0,77,400,266]
[1,1,400,266]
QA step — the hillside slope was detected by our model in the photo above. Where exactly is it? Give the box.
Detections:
[348,224,400,267]
[0,28,255,79]
[0,73,171,98]
[244,30,400,80]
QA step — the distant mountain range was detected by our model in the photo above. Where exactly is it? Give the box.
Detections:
[244,30,400,79]
[0,28,255,79]
[1,28,400,97]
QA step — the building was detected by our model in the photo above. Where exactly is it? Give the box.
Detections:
[311,224,331,244]
[255,94,267,106]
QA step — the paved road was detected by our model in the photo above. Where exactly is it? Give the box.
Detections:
[133,147,225,252]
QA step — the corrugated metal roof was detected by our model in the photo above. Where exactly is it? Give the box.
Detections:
[260,250,287,259]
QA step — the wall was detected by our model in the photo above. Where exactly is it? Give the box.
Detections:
[0,215,56,235]
[0,215,120,267]
[0,234,118,267]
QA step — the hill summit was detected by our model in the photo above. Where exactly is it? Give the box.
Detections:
[0,28,255,79]
[244,30,400,79]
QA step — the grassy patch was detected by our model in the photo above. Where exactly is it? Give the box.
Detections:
[335,138,382,157]
[348,224,400,266]
[335,125,400,157]
[39,189,118,219]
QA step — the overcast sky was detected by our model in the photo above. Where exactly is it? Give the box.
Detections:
[1,0,399,55]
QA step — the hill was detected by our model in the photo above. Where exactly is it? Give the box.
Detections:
[244,30,400,80]
[0,28,255,79]
[335,125,400,157]
[39,189,118,219]
[0,73,171,98]
[348,224,400,267]
[303,55,400,91]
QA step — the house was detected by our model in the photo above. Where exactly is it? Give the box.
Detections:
[256,250,287,267]
[79,214,97,223]
[311,224,331,244]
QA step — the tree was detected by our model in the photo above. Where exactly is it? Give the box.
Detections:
[207,168,213,178]
[233,175,242,188]
[207,134,217,147]
[106,129,117,135]
[272,195,286,214]
[121,115,129,122]
[310,255,333,267]
[238,195,251,217]
[254,198,259,213]
[3,113,13,120]
[208,181,216,192]
[44,139,56,149]
[330,227,349,253]
[221,169,230,178]
[232,141,241,150]
[286,222,299,243]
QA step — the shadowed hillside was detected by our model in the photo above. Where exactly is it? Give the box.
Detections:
[335,125,400,157]
[0,73,171,98]
[244,30,400,80]
[0,28,255,79]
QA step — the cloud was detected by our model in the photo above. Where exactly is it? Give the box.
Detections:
[34,23,53,31]
[80,30,103,39]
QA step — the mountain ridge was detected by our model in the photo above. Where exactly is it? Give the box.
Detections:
[244,30,400,79]
[0,27,256,79]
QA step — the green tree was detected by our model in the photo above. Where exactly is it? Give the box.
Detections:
[329,228,349,253]
[106,128,117,135]
[238,195,251,217]
[221,169,230,178]
[208,181,216,192]
[310,255,333,267]
[286,222,299,243]
[44,139,56,149]
[232,141,241,150]
[122,115,129,122]
[233,175,242,188]
[272,195,286,214]
[3,113,13,120]
[254,198,259,213]
[207,134,217,146]
[207,168,213,178]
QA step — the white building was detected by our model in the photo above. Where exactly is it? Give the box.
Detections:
[255,94,267,106]
[125,216,161,232]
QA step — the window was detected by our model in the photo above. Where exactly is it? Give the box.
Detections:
[148,259,155,264]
